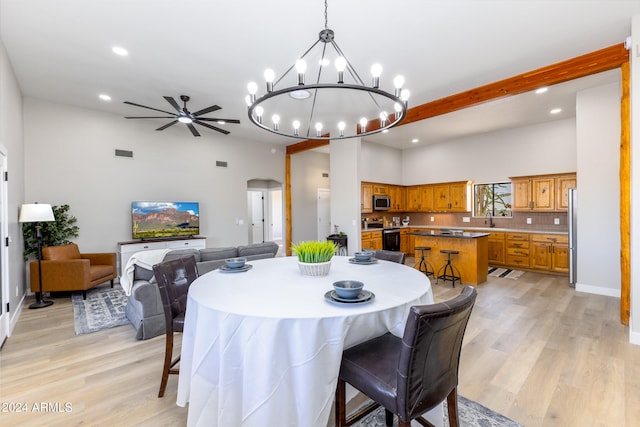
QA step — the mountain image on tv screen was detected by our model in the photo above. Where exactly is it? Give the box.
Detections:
[132,201,199,239]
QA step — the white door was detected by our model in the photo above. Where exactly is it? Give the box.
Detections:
[0,148,8,343]
[249,191,265,244]
[317,189,331,240]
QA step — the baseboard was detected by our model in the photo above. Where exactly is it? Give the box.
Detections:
[629,328,640,346]
[8,294,25,336]
[575,282,620,298]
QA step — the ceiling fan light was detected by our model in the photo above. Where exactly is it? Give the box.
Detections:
[178,116,192,124]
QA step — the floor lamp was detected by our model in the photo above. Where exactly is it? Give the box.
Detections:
[19,203,55,309]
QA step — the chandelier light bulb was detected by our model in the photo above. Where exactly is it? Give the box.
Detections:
[264,69,276,92]
[394,102,403,120]
[245,95,252,107]
[255,106,264,124]
[371,63,382,88]
[400,89,411,106]
[315,122,323,137]
[247,81,258,103]
[295,59,307,85]
[359,117,368,133]
[393,75,405,96]
[379,111,388,127]
[292,120,300,136]
[335,56,347,84]
[272,114,280,131]
[338,121,346,137]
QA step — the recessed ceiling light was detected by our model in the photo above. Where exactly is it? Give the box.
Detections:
[411,138,419,143]
[550,108,562,114]
[112,46,128,56]
[535,87,548,94]
[217,120,226,125]
[319,58,330,66]
[382,129,389,133]
[290,89,311,100]
[98,94,111,101]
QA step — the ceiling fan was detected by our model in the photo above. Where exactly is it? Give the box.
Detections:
[124,95,240,137]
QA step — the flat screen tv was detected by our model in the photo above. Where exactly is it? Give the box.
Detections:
[131,201,200,239]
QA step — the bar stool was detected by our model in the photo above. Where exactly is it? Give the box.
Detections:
[414,246,434,277]
[437,249,461,287]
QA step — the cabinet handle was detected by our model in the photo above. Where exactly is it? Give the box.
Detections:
[143,245,149,249]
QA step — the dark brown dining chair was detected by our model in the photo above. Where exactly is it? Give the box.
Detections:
[153,255,199,398]
[370,249,406,264]
[335,285,477,427]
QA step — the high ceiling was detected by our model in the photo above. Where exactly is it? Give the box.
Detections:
[1,1,637,148]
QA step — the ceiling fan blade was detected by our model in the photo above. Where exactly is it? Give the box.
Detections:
[195,119,230,135]
[197,117,241,124]
[164,96,182,113]
[124,101,176,116]
[193,105,221,116]
[187,123,201,137]
[156,120,178,131]
[125,116,176,119]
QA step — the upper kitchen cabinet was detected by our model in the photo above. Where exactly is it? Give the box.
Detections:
[433,181,471,212]
[361,182,373,213]
[406,185,433,212]
[372,184,388,195]
[387,185,406,212]
[511,173,576,212]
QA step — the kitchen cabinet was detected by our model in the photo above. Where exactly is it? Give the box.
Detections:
[555,174,577,211]
[406,185,433,212]
[372,184,388,195]
[530,234,569,273]
[361,183,373,213]
[400,228,414,253]
[433,181,470,212]
[505,232,530,268]
[487,231,506,265]
[361,230,382,250]
[511,173,576,212]
[388,185,406,211]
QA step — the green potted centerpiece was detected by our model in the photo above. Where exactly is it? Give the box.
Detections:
[292,240,338,276]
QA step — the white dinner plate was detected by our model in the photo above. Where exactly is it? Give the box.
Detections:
[348,258,378,265]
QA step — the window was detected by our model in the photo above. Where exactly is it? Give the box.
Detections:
[473,182,512,217]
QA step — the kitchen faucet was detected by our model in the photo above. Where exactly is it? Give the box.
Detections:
[485,212,495,228]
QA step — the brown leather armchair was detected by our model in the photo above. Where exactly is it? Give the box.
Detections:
[29,243,117,300]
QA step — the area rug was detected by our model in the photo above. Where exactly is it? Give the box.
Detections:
[488,267,525,280]
[72,284,130,335]
[354,394,523,427]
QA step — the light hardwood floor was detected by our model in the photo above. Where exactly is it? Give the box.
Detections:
[1,268,639,426]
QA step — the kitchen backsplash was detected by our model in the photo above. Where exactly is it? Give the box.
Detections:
[362,211,568,232]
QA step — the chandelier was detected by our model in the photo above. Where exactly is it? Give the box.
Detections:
[245,0,409,140]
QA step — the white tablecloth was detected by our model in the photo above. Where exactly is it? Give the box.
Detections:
[176,255,441,427]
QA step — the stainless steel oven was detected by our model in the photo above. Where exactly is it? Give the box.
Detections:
[382,228,400,251]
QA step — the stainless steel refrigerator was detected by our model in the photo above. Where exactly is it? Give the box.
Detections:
[568,188,577,287]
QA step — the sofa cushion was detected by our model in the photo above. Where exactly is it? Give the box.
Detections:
[42,243,81,261]
[163,249,201,263]
[238,242,279,258]
[199,247,238,262]
[134,264,154,281]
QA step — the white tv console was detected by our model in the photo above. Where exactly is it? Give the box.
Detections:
[117,237,206,277]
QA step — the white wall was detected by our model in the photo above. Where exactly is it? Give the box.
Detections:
[290,150,330,243]
[576,82,621,296]
[399,119,577,185]
[360,141,403,184]
[23,98,285,253]
[330,138,361,255]
[0,39,27,332]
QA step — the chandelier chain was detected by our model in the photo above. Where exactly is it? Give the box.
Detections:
[324,0,328,29]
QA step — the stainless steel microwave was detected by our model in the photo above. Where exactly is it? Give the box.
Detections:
[373,195,391,210]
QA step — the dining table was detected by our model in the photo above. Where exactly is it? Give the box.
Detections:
[176,255,443,427]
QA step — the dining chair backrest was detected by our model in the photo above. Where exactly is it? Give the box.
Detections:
[153,255,199,333]
[396,285,476,420]
[372,249,406,264]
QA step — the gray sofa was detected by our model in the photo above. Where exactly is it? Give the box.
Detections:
[125,241,279,340]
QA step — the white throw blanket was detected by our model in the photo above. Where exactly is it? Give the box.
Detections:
[120,249,171,296]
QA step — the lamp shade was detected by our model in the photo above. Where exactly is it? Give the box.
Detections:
[19,204,55,223]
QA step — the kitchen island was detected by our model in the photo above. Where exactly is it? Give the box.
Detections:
[411,230,489,285]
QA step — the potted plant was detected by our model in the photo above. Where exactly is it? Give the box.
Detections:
[22,204,79,260]
[291,240,338,276]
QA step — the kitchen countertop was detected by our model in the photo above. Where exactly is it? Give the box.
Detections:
[361,225,568,235]
[410,230,489,238]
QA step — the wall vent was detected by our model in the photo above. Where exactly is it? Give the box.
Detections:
[322,173,329,178]
[216,161,228,168]
[115,149,133,158]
